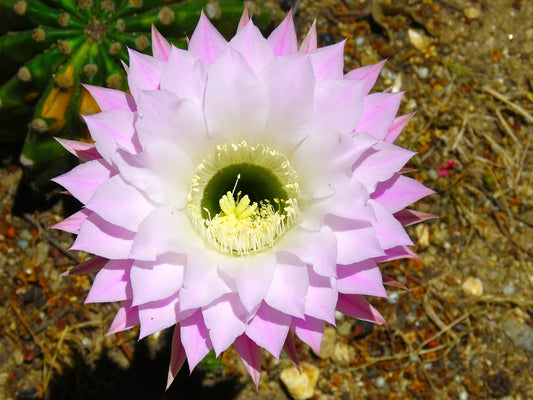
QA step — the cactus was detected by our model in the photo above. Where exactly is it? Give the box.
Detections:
[0,0,276,192]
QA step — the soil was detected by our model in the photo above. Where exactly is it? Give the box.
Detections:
[1,0,532,399]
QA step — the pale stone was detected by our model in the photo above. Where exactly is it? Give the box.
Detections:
[280,362,320,400]
[463,7,481,19]
[408,29,432,50]
[462,277,483,296]
[331,342,355,366]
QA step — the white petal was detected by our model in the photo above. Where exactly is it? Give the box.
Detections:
[86,174,156,231]
[304,267,337,324]
[202,293,248,355]
[159,46,207,105]
[204,46,267,143]
[130,206,201,261]
[230,21,274,73]
[260,53,315,152]
[218,253,277,312]
[264,253,308,318]
[130,254,185,306]
[179,250,232,311]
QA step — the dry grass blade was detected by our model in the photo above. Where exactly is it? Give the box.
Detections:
[482,85,533,124]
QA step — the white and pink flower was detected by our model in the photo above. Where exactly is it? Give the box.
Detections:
[52,9,434,388]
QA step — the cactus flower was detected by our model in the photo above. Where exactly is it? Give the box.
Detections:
[53,9,434,388]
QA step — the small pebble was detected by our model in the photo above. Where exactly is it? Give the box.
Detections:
[280,362,319,400]
[317,327,336,359]
[415,224,430,248]
[463,6,481,19]
[504,319,533,353]
[407,29,432,50]
[355,37,365,46]
[415,66,429,79]
[331,342,355,366]
[374,376,386,388]
[387,291,399,304]
[19,229,32,241]
[462,277,483,296]
[502,285,515,296]
[16,240,29,250]
[458,391,468,400]
[13,349,24,366]
[337,320,352,337]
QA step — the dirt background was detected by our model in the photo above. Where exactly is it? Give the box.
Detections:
[1,0,532,399]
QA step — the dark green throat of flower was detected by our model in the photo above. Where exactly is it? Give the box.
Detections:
[200,163,289,220]
[187,142,300,256]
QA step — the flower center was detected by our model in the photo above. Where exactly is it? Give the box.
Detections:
[187,141,300,256]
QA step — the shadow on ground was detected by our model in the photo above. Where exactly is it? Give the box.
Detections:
[46,337,241,400]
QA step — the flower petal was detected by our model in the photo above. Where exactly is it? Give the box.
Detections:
[127,48,165,97]
[113,147,192,209]
[356,92,403,141]
[179,250,232,311]
[52,159,112,204]
[267,10,297,55]
[336,294,386,325]
[202,293,248,355]
[299,20,317,53]
[309,40,345,83]
[291,315,324,354]
[135,89,208,160]
[60,255,107,277]
[326,215,385,264]
[218,253,277,312]
[260,53,315,151]
[130,206,201,261]
[180,310,213,371]
[374,245,418,262]
[352,142,415,192]
[371,175,435,213]
[304,267,338,324]
[151,25,171,61]
[337,260,387,297]
[264,253,308,318]
[130,253,185,306]
[245,302,291,358]
[55,138,101,162]
[106,300,139,335]
[234,334,261,388]
[85,259,132,303]
[230,20,274,73]
[86,174,156,231]
[159,47,207,105]
[384,113,414,143]
[83,84,136,112]
[283,333,301,371]
[394,209,438,226]
[345,59,386,96]
[71,213,134,259]
[281,226,338,278]
[83,108,140,163]
[313,78,365,134]
[188,11,227,64]
[204,46,267,143]
[51,209,91,234]
[137,291,180,339]
[167,326,187,390]
[368,200,413,250]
